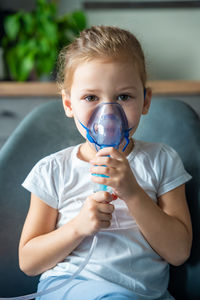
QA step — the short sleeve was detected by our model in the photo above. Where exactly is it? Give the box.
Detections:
[156,144,192,197]
[22,156,60,209]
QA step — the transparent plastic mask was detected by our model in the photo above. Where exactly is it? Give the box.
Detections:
[79,102,132,152]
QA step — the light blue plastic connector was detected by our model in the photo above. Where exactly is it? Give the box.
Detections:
[93,173,113,194]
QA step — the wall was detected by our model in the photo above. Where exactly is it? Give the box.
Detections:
[0,0,35,11]
[0,1,199,149]
[59,0,200,81]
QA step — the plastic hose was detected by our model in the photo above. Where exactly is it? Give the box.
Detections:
[0,235,98,300]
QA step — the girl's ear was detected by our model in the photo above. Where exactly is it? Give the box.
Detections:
[62,89,74,118]
[142,87,152,115]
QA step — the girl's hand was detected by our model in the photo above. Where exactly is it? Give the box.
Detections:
[75,191,115,237]
[90,147,139,202]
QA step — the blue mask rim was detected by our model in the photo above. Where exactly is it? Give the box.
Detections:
[78,102,133,152]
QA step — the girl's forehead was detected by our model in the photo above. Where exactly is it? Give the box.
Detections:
[65,54,144,93]
[74,58,137,71]
[72,59,141,85]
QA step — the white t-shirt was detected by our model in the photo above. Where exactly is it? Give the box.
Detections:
[22,140,191,299]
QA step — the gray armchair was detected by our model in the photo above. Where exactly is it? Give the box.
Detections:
[0,98,199,299]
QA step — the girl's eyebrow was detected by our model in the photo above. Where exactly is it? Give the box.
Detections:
[118,86,137,91]
[80,88,101,94]
[80,87,137,93]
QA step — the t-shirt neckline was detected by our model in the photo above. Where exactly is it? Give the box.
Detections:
[72,140,139,167]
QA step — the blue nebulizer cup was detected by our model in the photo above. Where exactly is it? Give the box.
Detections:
[79,102,132,193]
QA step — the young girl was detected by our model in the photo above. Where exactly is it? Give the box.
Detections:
[19,26,192,300]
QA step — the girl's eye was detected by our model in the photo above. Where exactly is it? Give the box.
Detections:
[84,95,98,102]
[117,94,130,101]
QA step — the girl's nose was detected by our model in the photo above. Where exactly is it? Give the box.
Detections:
[102,99,115,104]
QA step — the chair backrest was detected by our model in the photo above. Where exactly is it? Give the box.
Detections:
[135,98,200,300]
[0,100,84,297]
[0,98,199,299]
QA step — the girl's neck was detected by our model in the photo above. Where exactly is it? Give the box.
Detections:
[77,138,134,162]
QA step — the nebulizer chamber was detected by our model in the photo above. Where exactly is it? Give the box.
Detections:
[0,102,131,300]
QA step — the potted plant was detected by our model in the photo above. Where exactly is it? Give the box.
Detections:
[1,0,87,81]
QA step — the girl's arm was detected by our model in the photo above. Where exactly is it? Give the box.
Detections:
[19,192,114,276]
[90,147,192,266]
[19,193,85,276]
[125,183,192,266]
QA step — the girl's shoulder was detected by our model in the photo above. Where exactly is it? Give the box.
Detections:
[35,144,81,169]
[131,140,179,162]
[130,139,188,178]
[132,140,191,195]
[22,144,82,208]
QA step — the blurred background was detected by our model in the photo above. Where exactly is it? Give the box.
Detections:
[61,0,200,81]
[0,0,200,148]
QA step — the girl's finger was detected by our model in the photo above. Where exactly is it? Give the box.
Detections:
[97,210,113,221]
[92,191,113,203]
[96,147,124,159]
[100,220,111,229]
[90,155,120,168]
[91,173,112,187]
[91,174,120,193]
[90,165,116,177]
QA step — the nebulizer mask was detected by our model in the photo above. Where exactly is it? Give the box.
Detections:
[79,102,132,192]
[0,103,132,300]
[80,102,131,151]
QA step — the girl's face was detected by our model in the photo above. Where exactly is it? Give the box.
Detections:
[62,58,151,154]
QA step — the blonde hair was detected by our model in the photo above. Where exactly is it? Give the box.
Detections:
[57,25,147,92]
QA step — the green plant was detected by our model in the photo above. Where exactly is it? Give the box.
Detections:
[1,0,87,81]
